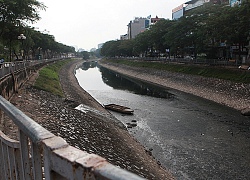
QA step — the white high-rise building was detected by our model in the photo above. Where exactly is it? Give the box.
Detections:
[127,17,150,39]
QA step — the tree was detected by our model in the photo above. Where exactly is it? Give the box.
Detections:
[0,0,45,27]
[118,39,134,57]
[80,51,90,60]
[133,30,152,56]
[101,40,121,57]
[0,0,46,60]
[149,19,173,55]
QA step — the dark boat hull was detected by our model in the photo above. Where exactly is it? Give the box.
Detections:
[104,104,134,114]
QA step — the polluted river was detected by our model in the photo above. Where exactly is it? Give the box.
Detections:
[74,61,250,179]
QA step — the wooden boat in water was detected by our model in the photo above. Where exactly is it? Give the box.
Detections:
[104,104,134,114]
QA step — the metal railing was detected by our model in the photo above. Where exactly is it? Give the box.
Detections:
[107,57,240,66]
[0,59,61,80]
[0,95,144,180]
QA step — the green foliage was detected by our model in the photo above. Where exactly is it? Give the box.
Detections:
[101,40,121,57]
[101,3,250,59]
[0,0,75,61]
[34,59,73,96]
[79,51,90,60]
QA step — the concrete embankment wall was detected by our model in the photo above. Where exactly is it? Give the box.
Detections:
[98,60,250,115]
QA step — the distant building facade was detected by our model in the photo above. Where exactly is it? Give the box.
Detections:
[172,4,185,20]
[172,0,229,20]
[150,16,164,25]
[185,0,211,12]
[120,34,128,40]
[127,16,163,39]
[127,17,150,39]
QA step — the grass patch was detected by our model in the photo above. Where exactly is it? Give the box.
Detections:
[34,59,73,97]
[103,59,250,83]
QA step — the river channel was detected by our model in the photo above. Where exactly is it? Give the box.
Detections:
[75,61,250,179]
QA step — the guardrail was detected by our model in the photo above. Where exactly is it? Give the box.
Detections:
[107,57,240,66]
[0,59,61,80]
[0,95,145,179]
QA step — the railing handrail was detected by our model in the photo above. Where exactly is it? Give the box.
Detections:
[0,96,54,143]
[107,56,242,66]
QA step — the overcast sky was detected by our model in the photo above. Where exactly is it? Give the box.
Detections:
[33,0,186,51]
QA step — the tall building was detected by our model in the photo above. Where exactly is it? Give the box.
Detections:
[172,0,229,20]
[185,0,211,12]
[172,4,186,20]
[127,17,150,39]
[127,16,163,39]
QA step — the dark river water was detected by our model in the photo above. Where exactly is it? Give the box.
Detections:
[75,61,250,180]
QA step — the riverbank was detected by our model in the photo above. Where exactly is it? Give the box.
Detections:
[8,59,174,180]
[98,60,250,113]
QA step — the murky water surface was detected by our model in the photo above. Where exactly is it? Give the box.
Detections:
[75,61,250,179]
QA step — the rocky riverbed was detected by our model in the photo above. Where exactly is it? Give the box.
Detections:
[6,59,174,180]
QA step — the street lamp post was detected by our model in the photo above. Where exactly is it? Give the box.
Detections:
[18,34,26,60]
[38,47,42,60]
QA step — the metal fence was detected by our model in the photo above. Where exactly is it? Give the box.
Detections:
[0,59,59,80]
[108,57,240,66]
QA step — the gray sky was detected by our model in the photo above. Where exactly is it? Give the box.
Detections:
[33,0,186,51]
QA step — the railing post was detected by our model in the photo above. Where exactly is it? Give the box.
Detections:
[19,130,32,180]
[0,141,8,180]
[31,142,43,180]
[14,147,24,180]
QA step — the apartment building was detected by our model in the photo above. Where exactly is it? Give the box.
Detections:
[126,16,164,40]
[127,17,149,39]
[172,0,229,20]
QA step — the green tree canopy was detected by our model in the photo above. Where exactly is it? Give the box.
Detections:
[100,1,250,60]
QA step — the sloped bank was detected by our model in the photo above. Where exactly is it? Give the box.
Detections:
[98,60,250,115]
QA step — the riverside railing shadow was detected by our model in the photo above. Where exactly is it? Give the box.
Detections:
[0,95,144,180]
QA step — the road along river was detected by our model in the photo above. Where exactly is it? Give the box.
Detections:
[75,61,250,179]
